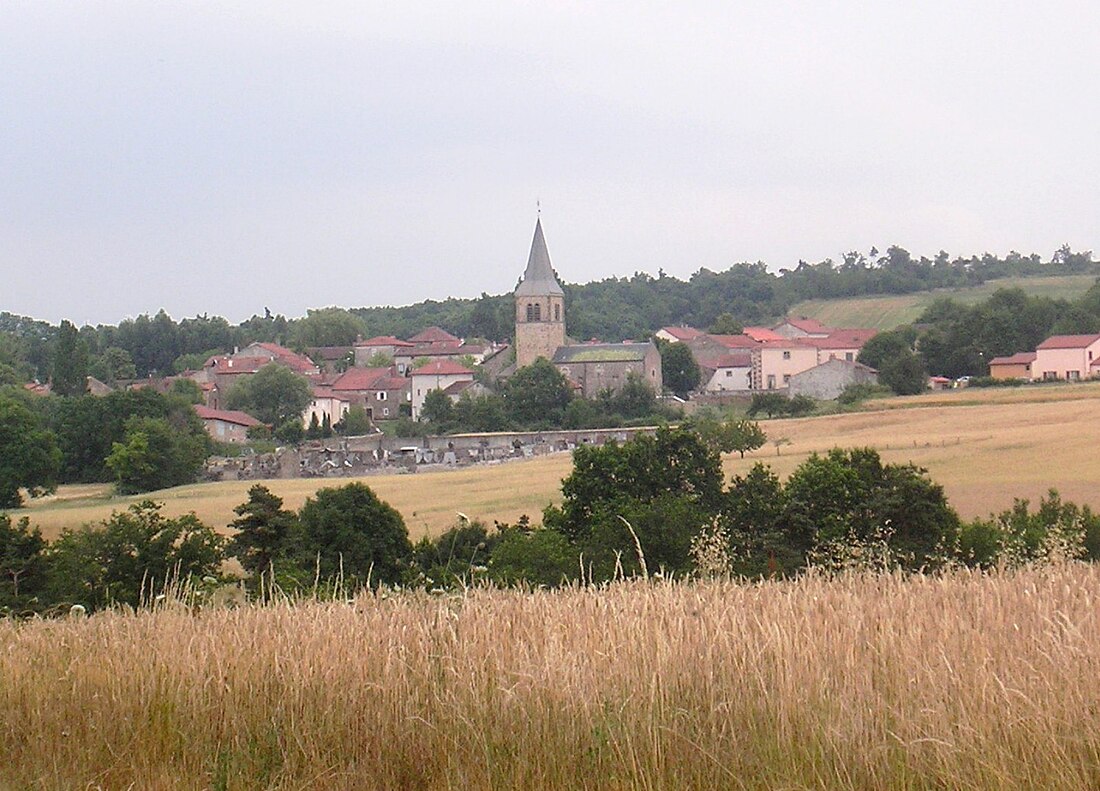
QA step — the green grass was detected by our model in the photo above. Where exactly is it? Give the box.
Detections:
[789,274,1098,330]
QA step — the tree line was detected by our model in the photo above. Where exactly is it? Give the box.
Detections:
[2,246,1093,385]
[4,427,1098,615]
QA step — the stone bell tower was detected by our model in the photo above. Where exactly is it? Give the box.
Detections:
[514,217,566,368]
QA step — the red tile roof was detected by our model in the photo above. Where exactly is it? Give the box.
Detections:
[331,367,391,392]
[777,316,832,334]
[408,327,461,345]
[989,352,1037,366]
[1036,334,1100,350]
[194,405,265,428]
[355,335,415,348]
[743,326,785,342]
[411,360,474,376]
[802,329,878,349]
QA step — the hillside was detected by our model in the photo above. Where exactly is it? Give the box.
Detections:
[788,274,1098,330]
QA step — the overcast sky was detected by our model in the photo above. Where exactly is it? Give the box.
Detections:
[3,2,1098,326]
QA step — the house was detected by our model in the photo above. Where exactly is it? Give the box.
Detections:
[1034,334,1100,381]
[307,346,354,374]
[197,341,318,391]
[988,352,1037,380]
[751,339,819,390]
[353,336,414,367]
[302,388,351,430]
[552,342,663,399]
[700,352,753,393]
[655,326,705,344]
[928,376,952,390]
[235,342,318,375]
[742,326,786,342]
[327,367,411,420]
[410,360,475,419]
[408,326,463,348]
[788,359,878,400]
[803,329,878,365]
[393,341,492,375]
[194,405,265,443]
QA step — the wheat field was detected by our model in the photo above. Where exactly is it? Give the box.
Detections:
[17,382,1100,540]
[3,565,1100,790]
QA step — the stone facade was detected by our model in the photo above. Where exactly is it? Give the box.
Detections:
[514,218,566,368]
[787,358,878,400]
[553,343,663,398]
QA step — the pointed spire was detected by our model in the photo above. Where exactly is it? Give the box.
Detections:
[515,217,564,296]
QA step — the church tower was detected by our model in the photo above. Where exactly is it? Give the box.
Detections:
[514,217,566,368]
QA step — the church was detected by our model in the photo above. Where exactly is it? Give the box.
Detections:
[512,218,663,398]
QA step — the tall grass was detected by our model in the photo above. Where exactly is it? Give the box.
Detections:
[4,566,1100,789]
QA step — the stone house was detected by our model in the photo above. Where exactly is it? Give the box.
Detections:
[552,343,663,399]
[410,360,475,419]
[701,352,753,393]
[353,336,414,368]
[788,358,878,400]
[195,405,265,443]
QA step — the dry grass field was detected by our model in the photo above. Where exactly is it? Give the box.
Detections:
[4,565,1100,790]
[789,273,1097,330]
[15,381,1100,540]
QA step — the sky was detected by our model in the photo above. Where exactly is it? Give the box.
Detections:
[2,1,1098,326]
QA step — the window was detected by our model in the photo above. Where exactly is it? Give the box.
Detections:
[554,304,561,321]
[782,351,791,360]
[383,407,390,416]
[845,352,854,361]
[525,304,534,322]
[533,303,541,321]
[376,391,387,400]
[783,374,791,385]
[725,370,732,377]
[767,375,776,389]
[1069,370,1080,381]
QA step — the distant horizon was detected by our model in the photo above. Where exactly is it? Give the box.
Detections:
[6,239,1094,328]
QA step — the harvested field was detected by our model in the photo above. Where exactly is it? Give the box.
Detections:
[15,381,1100,538]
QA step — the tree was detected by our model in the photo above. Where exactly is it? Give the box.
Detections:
[747,392,789,418]
[857,327,926,395]
[51,320,89,396]
[365,351,394,368]
[0,395,61,507]
[724,419,766,458]
[296,483,412,588]
[659,341,701,396]
[612,372,659,419]
[89,346,137,385]
[225,363,312,427]
[546,427,725,542]
[0,514,47,608]
[290,308,366,348]
[421,389,455,425]
[503,358,573,426]
[105,415,208,494]
[337,405,373,436]
[709,313,743,335]
[227,485,298,579]
[46,501,225,609]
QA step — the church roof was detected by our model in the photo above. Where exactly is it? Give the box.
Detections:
[515,218,564,297]
[552,343,652,363]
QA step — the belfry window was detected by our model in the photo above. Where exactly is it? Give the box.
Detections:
[526,304,535,322]
[532,303,541,321]
[554,304,560,321]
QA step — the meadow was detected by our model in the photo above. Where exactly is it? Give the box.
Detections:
[18,380,1100,540]
[788,273,1097,330]
[3,564,1100,790]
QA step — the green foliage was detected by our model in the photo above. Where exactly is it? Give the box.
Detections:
[290,308,365,348]
[708,313,743,335]
[337,405,373,436]
[746,392,794,418]
[693,416,767,458]
[295,483,411,588]
[837,382,892,405]
[105,415,209,494]
[857,327,926,394]
[659,341,701,396]
[962,490,1100,568]
[0,394,61,507]
[784,448,959,571]
[489,525,578,587]
[420,389,455,425]
[503,358,573,427]
[225,363,312,427]
[169,378,205,404]
[364,351,394,368]
[452,394,510,432]
[0,514,47,610]
[46,501,225,609]
[546,427,724,543]
[89,346,137,385]
[227,485,298,581]
[51,320,89,396]
[722,464,794,576]
[411,519,499,587]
